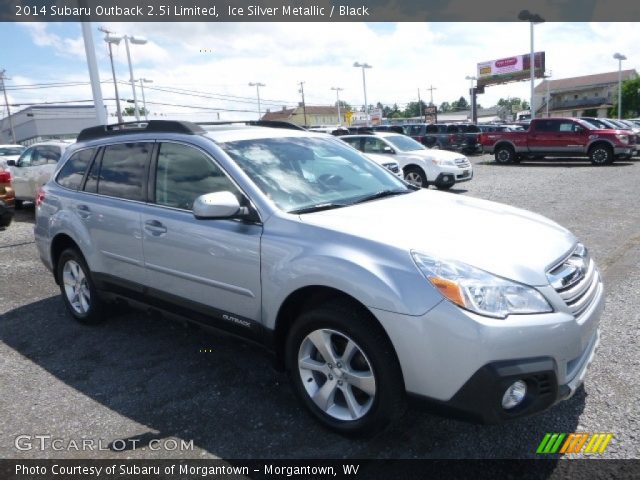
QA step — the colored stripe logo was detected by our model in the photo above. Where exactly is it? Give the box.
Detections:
[537,433,613,454]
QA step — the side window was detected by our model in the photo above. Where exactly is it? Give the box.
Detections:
[362,138,385,153]
[30,148,47,167]
[95,143,150,201]
[17,147,35,167]
[536,120,561,132]
[56,148,95,190]
[154,143,240,210]
[558,121,575,132]
[342,137,362,150]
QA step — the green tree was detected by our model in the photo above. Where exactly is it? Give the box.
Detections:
[336,100,351,112]
[451,96,469,110]
[439,101,452,112]
[610,76,640,118]
[123,106,149,116]
[403,100,427,118]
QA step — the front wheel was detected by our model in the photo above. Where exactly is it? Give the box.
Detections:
[403,166,428,188]
[57,248,106,324]
[589,144,614,165]
[495,145,516,164]
[285,302,406,436]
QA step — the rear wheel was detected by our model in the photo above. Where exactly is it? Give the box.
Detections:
[589,144,613,165]
[14,199,24,210]
[495,145,516,164]
[403,166,428,188]
[285,302,406,436]
[56,248,106,324]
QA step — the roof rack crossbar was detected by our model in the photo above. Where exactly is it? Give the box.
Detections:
[77,120,206,142]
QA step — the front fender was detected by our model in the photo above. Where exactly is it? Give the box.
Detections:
[259,225,440,330]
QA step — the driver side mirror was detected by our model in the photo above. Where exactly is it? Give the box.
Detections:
[6,160,16,167]
[192,191,250,220]
[383,146,395,154]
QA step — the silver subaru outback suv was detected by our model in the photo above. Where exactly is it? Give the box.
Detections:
[35,121,603,435]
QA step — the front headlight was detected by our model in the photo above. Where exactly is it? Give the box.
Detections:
[411,252,552,319]
[615,134,629,144]
[431,158,456,166]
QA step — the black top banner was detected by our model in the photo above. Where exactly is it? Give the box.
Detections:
[2,0,640,22]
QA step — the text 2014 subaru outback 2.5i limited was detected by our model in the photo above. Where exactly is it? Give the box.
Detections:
[35,121,604,435]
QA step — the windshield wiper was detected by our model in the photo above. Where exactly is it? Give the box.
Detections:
[289,203,348,214]
[350,189,412,205]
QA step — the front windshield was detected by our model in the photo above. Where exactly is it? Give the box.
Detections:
[221,136,410,213]
[384,135,426,152]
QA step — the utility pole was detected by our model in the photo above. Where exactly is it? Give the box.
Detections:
[331,87,344,125]
[98,26,123,123]
[426,85,437,105]
[418,88,423,121]
[0,70,16,143]
[298,81,307,127]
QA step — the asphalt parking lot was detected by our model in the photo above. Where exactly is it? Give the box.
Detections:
[1,153,639,460]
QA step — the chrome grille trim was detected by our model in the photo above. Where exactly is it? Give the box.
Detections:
[548,243,601,317]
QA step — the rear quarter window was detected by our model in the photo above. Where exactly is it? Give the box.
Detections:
[56,148,95,190]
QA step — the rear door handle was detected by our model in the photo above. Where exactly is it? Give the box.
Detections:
[76,204,91,219]
[144,219,167,235]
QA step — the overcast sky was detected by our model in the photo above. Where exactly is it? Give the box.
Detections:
[0,22,638,122]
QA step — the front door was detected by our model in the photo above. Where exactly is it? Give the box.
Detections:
[140,141,263,336]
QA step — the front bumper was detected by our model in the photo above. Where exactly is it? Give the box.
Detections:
[435,169,473,186]
[370,275,604,423]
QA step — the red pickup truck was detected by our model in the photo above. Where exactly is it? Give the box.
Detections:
[481,117,637,165]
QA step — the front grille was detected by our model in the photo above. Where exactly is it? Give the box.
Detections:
[547,244,600,317]
[454,157,471,168]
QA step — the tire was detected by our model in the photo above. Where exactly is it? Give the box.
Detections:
[494,145,516,164]
[285,301,406,436]
[589,144,614,165]
[403,166,428,188]
[56,248,106,324]
[14,199,24,210]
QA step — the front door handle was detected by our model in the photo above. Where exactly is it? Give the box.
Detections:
[144,219,167,235]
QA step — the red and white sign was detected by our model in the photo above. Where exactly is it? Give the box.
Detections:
[478,55,524,77]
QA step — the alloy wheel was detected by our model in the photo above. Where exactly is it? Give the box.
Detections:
[62,259,91,315]
[298,329,376,421]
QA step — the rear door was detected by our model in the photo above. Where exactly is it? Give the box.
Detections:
[79,142,150,286]
[140,141,263,336]
[527,120,560,153]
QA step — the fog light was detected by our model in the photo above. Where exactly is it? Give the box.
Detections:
[502,380,527,409]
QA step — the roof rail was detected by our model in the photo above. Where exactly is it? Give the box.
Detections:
[77,120,206,142]
[197,120,306,131]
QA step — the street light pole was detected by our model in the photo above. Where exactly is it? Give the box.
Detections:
[99,27,123,123]
[331,87,344,125]
[354,62,372,126]
[613,53,627,120]
[465,75,477,122]
[545,70,552,118]
[249,82,265,120]
[0,70,16,143]
[518,10,544,120]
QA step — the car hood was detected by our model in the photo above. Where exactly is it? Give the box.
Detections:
[299,190,575,286]
[365,153,397,165]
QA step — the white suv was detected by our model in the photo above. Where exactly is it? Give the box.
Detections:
[341,132,473,189]
[10,141,71,208]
